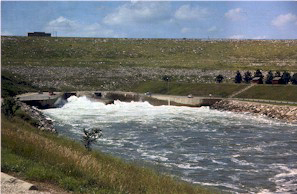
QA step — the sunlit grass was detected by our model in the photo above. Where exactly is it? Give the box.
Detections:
[235,84,297,102]
[2,36,297,71]
[130,81,246,98]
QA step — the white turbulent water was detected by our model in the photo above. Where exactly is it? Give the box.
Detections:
[43,96,297,193]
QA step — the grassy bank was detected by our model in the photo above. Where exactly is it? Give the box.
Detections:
[1,71,39,97]
[235,84,297,102]
[131,81,246,98]
[2,36,297,71]
[1,115,215,193]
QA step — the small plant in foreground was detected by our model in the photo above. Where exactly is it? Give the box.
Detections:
[82,128,102,151]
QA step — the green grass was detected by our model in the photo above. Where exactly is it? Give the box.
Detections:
[1,115,216,194]
[1,71,41,98]
[130,81,246,97]
[2,36,297,71]
[235,84,297,102]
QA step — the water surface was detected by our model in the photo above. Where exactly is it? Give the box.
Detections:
[43,96,297,193]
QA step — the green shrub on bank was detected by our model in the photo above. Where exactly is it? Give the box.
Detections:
[1,97,19,118]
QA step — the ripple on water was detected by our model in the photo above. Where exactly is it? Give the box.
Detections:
[43,97,297,193]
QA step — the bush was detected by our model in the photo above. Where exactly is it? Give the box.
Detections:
[82,128,102,151]
[1,97,19,118]
[14,109,39,127]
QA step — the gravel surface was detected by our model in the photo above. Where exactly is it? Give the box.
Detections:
[3,65,237,90]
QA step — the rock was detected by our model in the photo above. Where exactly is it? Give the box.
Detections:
[211,99,297,123]
[17,101,56,133]
[1,172,40,193]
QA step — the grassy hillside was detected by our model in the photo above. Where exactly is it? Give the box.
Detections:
[2,36,297,71]
[1,71,39,97]
[131,81,246,98]
[1,115,215,193]
[235,84,297,102]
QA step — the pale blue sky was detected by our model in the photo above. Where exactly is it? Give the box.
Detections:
[2,1,297,39]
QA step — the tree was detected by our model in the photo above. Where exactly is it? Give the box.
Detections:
[291,73,297,85]
[82,128,102,151]
[234,71,242,84]
[215,74,224,83]
[254,69,264,79]
[253,69,264,84]
[243,71,252,83]
[265,70,274,84]
[281,71,291,84]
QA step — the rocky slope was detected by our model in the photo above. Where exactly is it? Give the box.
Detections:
[2,65,236,90]
[18,101,56,133]
[211,99,297,123]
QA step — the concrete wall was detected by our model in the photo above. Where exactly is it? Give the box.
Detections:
[18,91,222,109]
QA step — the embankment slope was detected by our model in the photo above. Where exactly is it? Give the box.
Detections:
[212,99,297,122]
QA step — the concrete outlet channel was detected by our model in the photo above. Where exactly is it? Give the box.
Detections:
[17,91,222,109]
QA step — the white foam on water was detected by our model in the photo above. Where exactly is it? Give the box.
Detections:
[182,154,204,162]
[42,96,297,193]
[231,158,257,167]
[145,154,168,162]
[257,189,275,194]
[229,174,240,182]
[44,96,297,128]
[175,163,207,170]
[269,165,297,193]
[212,159,228,165]
[193,181,242,192]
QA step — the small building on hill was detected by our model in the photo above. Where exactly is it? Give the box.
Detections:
[272,77,282,84]
[28,32,51,37]
[252,77,263,84]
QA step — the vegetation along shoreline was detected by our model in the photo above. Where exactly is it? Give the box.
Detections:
[2,35,297,193]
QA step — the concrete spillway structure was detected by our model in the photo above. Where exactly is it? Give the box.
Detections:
[17,91,222,109]
[102,91,222,107]
[16,92,64,109]
[147,94,222,107]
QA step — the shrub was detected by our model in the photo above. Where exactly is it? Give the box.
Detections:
[14,109,39,127]
[1,97,19,118]
[82,128,102,151]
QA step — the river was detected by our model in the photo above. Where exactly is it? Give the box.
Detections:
[43,96,297,193]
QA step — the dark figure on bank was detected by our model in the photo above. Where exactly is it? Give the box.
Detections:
[234,71,242,84]
[243,71,252,83]
[265,71,274,84]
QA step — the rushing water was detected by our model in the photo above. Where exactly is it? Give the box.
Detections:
[43,96,297,193]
